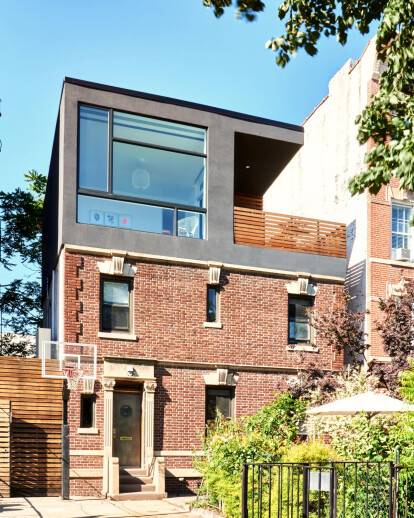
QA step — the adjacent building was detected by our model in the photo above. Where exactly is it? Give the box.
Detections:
[41,78,346,498]
[265,38,413,362]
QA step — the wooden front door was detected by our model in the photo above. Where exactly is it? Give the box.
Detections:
[113,391,142,466]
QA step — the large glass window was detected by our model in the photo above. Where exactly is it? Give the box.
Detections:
[392,204,412,258]
[77,105,207,239]
[112,142,205,207]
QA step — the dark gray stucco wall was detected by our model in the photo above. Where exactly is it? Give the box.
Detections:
[48,81,345,280]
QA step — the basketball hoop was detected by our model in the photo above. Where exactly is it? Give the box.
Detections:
[62,367,84,390]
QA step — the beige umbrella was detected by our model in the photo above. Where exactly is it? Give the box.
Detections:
[306,391,414,417]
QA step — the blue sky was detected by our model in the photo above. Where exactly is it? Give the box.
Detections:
[0,0,378,332]
[1,0,376,193]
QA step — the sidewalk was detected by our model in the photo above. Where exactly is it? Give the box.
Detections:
[0,496,201,518]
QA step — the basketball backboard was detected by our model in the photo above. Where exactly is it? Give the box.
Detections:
[41,341,97,380]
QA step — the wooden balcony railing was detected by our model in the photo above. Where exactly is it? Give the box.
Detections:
[234,206,346,258]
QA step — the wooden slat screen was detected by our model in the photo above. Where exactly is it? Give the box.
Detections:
[0,357,63,496]
[234,206,346,258]
[234,193,263,211]
[0,400,11,497]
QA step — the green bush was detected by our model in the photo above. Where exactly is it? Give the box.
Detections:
[194,393,307,517]
[280,440,339,464]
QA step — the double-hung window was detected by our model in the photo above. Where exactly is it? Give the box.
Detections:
[205,387,234,430]
[77,105,207,239]
[391,204,412,259]
[288,296,312,344]
[101,278,132,332]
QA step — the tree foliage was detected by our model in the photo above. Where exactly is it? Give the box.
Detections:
[0,170,46,353]
[195,394,307,516]
[203,0,414,200]
[370,278,414,395]
[308,292,369,366]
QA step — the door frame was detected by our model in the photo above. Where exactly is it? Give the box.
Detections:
[113,386,143,467]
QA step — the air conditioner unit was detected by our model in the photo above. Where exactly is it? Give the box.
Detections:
[396,248,410,261]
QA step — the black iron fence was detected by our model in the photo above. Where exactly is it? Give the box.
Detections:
[241,462,414,518]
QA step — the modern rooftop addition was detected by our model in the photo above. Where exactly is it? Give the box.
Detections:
[77,105,206,239]
[43,77,346,289]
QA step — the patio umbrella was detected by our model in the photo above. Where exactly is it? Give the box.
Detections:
[306,391,414,417]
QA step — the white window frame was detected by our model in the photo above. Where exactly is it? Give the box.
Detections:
[391,202,413,260]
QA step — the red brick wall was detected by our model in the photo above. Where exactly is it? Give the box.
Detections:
[64,251,344,370]
[367,173,414,358]
[64,250,344,495]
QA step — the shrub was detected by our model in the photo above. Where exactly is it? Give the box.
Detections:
[280,440,339,464]
[194,393,306,517]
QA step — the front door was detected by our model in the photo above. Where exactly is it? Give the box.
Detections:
[113,391,142,466]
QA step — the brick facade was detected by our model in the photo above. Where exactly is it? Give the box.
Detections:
[63,249,344,495]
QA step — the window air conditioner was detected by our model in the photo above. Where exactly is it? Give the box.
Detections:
[396,248,410,261]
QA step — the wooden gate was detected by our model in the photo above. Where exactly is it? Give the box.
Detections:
[0,357,63,496]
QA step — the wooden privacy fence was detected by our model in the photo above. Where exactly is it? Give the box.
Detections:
[234,206,347,258]
[0,357,62,496]
[0,400,11,497]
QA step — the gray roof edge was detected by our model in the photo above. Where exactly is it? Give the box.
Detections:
[64,77,304,133]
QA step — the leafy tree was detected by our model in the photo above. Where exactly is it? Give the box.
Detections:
[203,1,414,200]
[0,170,46,355]
[308,292,369,366]
[371,278,414,394]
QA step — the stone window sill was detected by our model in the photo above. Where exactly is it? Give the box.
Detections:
[286,345,319,353]
[98,332,137,341]
[203,322,223,329]
[77,428,99,435]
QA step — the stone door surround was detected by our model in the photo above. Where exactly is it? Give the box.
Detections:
[101,358,156,494]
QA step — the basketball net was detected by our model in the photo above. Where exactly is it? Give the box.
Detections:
[62,367,84,390]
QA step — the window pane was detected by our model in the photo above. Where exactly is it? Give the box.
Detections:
[79,106,108,191]
[102,305,129,331]
[289,322,310,341]
[207,287,217,322]
[391,204,412,253]
[113,141,206,207]
[288,297,311,343]
[113,112,206,154]
[206,389,232,423]
[288,298,311,319]
[177,210,205,239]
[77,195,175,236]
[103,281,129,305]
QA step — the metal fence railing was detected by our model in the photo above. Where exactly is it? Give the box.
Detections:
[241,462,414,518]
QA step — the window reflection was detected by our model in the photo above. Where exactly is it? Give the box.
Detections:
[113,142,205,207]
[78,195,174,235]
[78,106,108,191]
[113,111,206,154]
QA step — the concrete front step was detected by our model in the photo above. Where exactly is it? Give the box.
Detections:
[120,483,156,493]
[119,467,148,477]
[119,475,153,484]
[110,491,168,501]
